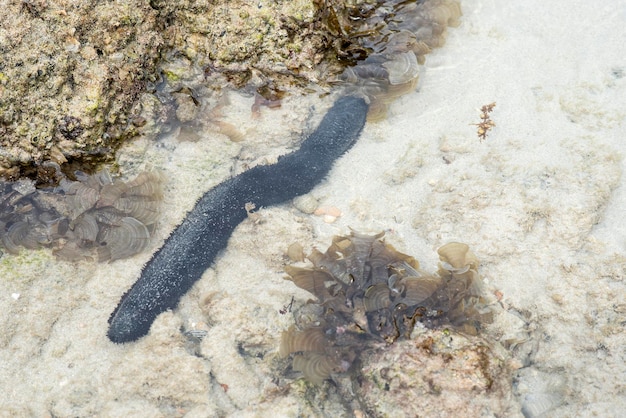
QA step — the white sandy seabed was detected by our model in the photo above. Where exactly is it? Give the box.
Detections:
[1,0,625,416]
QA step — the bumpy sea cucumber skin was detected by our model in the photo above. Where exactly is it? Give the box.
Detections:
[107,96,369,343]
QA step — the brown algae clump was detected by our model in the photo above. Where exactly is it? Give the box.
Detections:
[0,167,165,262]
[329,0,463,119]
[280,231,494,383]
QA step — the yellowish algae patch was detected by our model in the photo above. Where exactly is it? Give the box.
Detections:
[0,249,55,286]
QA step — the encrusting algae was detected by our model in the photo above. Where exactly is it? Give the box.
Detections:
[280,231,494,384]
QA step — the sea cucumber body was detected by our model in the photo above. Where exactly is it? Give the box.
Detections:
[108,96,369,343]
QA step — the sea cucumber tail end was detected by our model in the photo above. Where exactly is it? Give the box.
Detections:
[107,289,155,343]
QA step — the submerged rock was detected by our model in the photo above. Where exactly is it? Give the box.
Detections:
[0,0,163,179]
[355,328,517,417]
[0,0,462,180]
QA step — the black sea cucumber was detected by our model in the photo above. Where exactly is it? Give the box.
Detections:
[107,96,369,343]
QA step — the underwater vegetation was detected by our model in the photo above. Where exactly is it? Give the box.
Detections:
[473,102,497,141]
[154,0,463,145]
[0,167,164,262]
[280,231,494,384]
[325,0,462,119]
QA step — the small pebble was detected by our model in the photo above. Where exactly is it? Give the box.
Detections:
[314,206,342,217]
[292,194,319,214]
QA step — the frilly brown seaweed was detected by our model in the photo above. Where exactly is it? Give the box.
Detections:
[281,231,494,384]
[0,167,164,262]
[328,0,462,120]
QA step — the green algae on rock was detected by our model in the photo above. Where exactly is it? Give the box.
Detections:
[0,0,163,179]
[0,0,462,180]
[280,231,494,384]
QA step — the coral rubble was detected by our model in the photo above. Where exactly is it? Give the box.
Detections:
[355,329,514,417]
[280,231,494,383]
